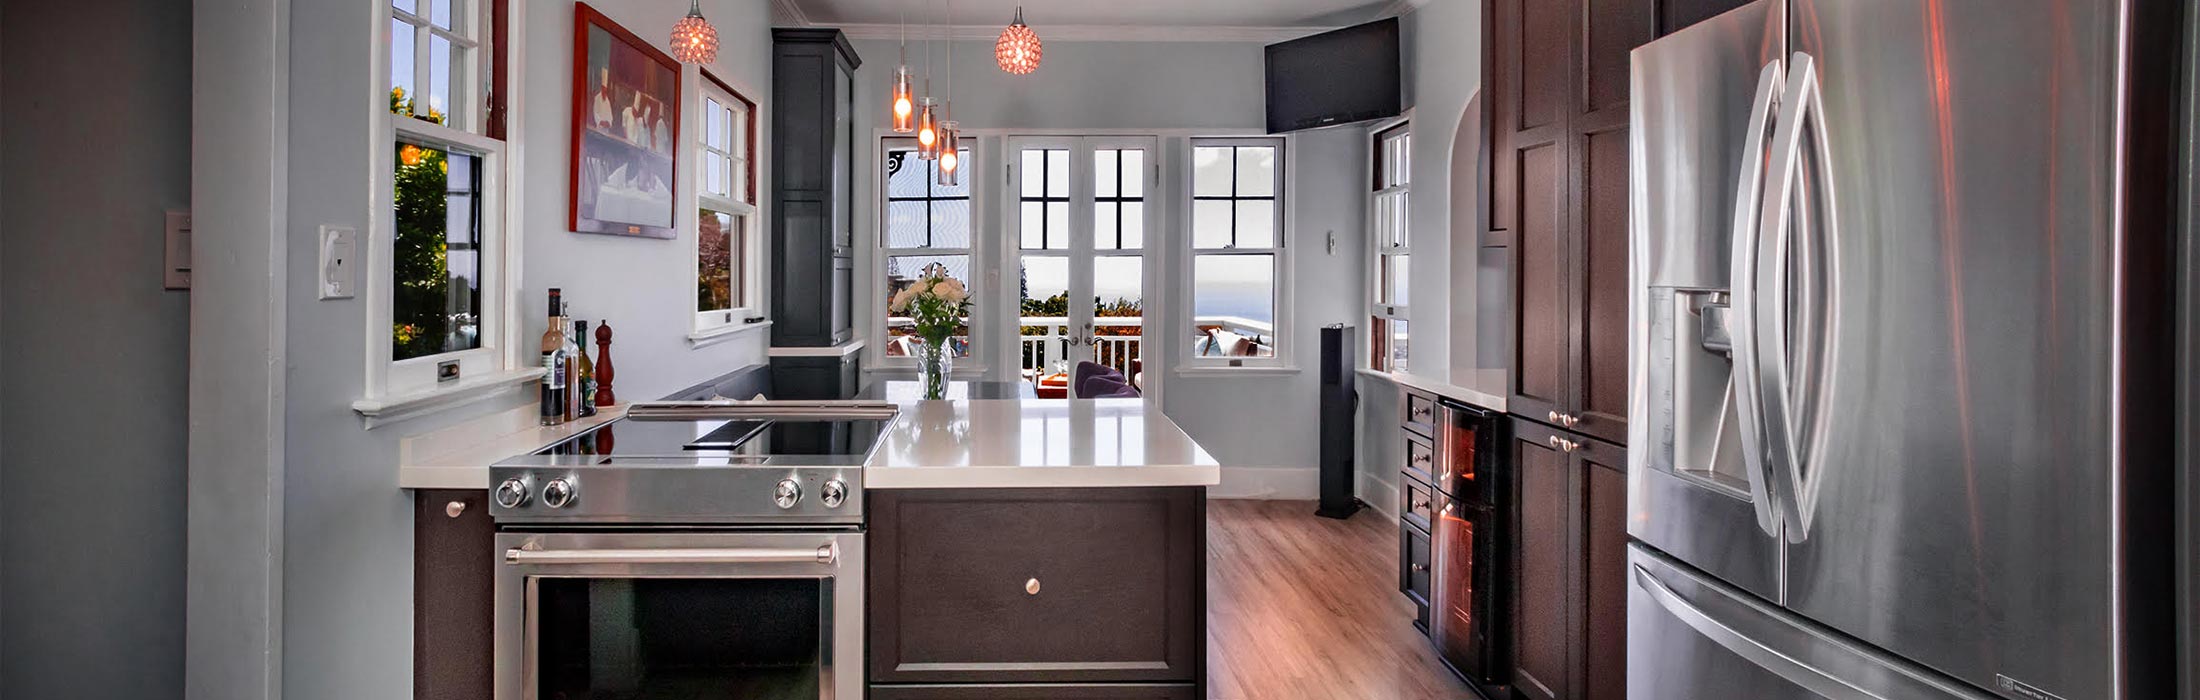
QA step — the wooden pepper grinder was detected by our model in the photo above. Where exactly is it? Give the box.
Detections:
[593,321,616,406]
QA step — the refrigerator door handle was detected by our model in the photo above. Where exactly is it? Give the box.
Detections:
[1757,52,1836,543]
[1727,61,1789,539]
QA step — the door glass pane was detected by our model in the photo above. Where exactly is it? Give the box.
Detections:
[1120,149,1145,199]
[392,142,482,361]
[1092,256,1145,384]
[1094,202,1120,250]
[1192,254,1275,358]
[1020,255,1070,375]
[535,578,823,698]
[1045,149,1070,198]
[1094,149,1119,198]
[1045,202,1069,250]
[1234,200,1275,248]
[885,255,972,357]
[1120,202,1145,249]
[1193,200,1232,249]
[1021,149,1047,197]
[1236,146,1276,197]
[1020,202,1046,249]
[1193,147,1233,197]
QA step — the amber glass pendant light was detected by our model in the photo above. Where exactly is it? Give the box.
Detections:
[934,0,960,184]
[890,2,915,133]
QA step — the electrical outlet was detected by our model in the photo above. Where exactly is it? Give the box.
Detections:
[320,225,357,299]
[164,210,192,289]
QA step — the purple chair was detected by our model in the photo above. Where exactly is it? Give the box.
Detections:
[1073,361,1139,398]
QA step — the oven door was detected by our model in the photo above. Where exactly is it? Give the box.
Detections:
[495,530,864,700]
[1430,492,1501,683]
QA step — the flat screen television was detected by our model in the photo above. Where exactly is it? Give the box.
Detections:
[1265,19,1402,134]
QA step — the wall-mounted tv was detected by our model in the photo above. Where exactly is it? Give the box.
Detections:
[1265,19,1402,134]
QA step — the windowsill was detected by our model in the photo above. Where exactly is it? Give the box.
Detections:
[688,319,772,348]
[352,367,547,429]
[1173,365,1300,378]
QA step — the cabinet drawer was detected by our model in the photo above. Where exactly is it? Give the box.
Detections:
[1401,523,1433,634]
[870,684,1200,699]
[870,488,1205,685]
[1402,391,1438,437]
[1403,433,1437,484]
[1400,473,1435,533]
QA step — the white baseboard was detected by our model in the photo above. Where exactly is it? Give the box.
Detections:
[1208,466,1319,499]
[1359,470,1399,520]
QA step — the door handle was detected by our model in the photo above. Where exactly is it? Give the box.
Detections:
[1727,60,1789,540]
[505,544,838,567]
[1757,52,1834,543]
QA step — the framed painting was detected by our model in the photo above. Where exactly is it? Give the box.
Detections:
[570,2,680,239]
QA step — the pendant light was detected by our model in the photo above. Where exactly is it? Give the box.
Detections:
[935,0,962,184]
[669,0,718,65]
[914,3,940,161]
[890,1,915,132]
[995,6,1041,75]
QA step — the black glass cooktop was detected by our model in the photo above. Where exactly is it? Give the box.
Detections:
[537,418,892,458]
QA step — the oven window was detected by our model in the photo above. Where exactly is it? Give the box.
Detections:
[536,577,824,699]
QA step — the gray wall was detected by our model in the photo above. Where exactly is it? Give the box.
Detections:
[1,0,191,697]
[274,2,776,698]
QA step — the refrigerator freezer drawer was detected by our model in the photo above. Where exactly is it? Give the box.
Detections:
[1629,544,1996,700]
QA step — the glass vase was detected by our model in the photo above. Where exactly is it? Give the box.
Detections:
[918,339,953,401]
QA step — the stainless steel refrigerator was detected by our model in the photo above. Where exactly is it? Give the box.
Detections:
[1626,1,2185,699]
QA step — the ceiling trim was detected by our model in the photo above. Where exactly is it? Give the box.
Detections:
[771,0,813,27]
[819,22,1336,43]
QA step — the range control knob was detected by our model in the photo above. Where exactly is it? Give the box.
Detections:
[542,478,578,509]
[819,479,849,508]
[494,478,531,509]
[773,478,803,509]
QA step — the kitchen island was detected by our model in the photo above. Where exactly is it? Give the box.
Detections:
[403,392,1220,700]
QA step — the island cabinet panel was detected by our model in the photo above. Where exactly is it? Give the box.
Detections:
[868,487,1206,690]
[413,489,495,700]
[869,683,1201,699]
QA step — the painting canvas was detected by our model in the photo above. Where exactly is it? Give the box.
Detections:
[570,2,679,239]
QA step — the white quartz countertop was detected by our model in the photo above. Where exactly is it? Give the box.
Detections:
[863,399,1222,490]
[1359,369,1509,412]
[399,403,628,490]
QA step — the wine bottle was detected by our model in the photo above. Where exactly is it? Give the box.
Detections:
[561,302,583,422]
[574,319,597,417]
[539,289,569,426]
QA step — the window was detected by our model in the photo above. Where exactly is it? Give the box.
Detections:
[1370,124,1411,372]
[1188,139,1285,365]
[881,139,976,360]
[696,72,759,336]
[368,0,514,407]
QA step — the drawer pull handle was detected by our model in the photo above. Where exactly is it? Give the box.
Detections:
[1411,563,1429,572]
[1026,578,1042,596]
[445,500,468,518]
[1411,498,1431,511]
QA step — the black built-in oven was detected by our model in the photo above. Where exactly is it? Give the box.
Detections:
[1431,398,1505,684]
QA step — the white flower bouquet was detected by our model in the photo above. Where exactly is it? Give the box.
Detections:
[889,264,971,399]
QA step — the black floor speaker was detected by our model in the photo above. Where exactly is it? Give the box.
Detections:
[1316,324,1363,519]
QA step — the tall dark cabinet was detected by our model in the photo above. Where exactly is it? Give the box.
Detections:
[1482,0,1747,698]
[769,29,862,398]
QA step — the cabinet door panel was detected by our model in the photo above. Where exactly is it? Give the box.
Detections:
[1513,142,1570,422]
[869,488,1204,685]
[1510,419,1571,700]
[1578,437,1630,700]
[870,684,1200,700]
[1583,0,1654,114]
[1517,0,1572,131]
[1659,0,1755,37]
[414,490,493,700]
[1575,128,1632,444]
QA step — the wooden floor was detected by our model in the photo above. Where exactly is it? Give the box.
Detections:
[1207,499,1478,700]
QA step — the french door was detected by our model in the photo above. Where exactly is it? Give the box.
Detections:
[1005,136,1159,396]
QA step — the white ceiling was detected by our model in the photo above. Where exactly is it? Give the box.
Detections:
[775,0,1422,42]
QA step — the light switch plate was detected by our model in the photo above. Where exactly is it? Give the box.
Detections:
[163,210,192,290]
[319,225,357,299]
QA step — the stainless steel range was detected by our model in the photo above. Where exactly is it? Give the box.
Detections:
[490,402,897,700]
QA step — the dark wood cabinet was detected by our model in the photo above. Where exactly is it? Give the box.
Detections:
[413,489,495,700]
[769,29,859,350]
[1507,418,1629,700]
[768,351,861,400]
[867,487,1206,692]
[870,684,1201,700]
[1488,0,1750,446]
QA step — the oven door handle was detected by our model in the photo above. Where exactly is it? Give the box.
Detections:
[505,543,838,566]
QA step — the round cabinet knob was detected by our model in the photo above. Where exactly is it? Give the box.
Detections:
[1025,578,1042,596]
[494,478,531,509]
[444,500,468,518]
[819,479,848,509]
[773,479,802,509]
[542,478,578,509]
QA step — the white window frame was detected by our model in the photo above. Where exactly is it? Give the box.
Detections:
[876,137,981,368]
[357,0,529,424]
[1184,137,1290,370]
[691,70,763,340]
[1369,122,1411,372]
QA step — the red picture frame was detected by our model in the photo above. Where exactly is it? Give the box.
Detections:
[569,2,681,239]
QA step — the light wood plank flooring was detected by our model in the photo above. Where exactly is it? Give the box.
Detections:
[1207,499,1478,700]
